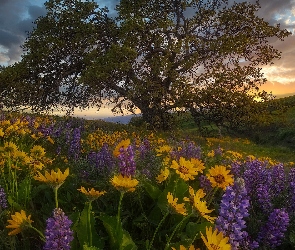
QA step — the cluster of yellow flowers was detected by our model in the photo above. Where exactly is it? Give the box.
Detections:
[0,142,52,173]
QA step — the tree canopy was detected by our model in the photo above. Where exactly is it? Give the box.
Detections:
[0,0,291,129]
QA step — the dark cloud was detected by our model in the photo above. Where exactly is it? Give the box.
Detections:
[0,0,46,65]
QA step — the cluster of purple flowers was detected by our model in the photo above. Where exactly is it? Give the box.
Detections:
[68,127,82,160]
[228,159,294,249]
[44,208,73,250]
[171,140,202,160]
[0,185,8,210]
[87,143,116,175]
[216,178,258,250]
[118,145,136,176]
[257,208,289,248]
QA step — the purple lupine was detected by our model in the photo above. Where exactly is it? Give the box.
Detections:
[44,208,74,250]
[214,145,223,156]
[0,185,8,210]
[118,145,136,177]
[243,160,273,212]
[68,127,82,160]
[216,178,258,250]
[257,208,289,248]
[256,183,272,213]
[87,143,116,174]
[287,168,295,214]
[230,161,243,177]
[198,175,213,194]
[171,141,202,160]
[138,138,151,158]
[270,164,286,195]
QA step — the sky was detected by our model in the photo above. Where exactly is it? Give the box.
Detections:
[0,0,295,118]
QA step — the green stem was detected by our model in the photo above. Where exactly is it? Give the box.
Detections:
[87,201,93,246]
[148,211,169,250]
[30,226,46,242]
[116,192,124,232]
[54,187,59,208]
[164,213,192,250]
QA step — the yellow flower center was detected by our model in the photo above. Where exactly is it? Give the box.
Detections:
[179,165,189,174]
[213,174,225,184]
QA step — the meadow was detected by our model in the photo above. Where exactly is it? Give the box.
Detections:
[0,109,295,250]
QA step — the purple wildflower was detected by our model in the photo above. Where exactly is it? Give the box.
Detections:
[214,145,223,156]
[270,164,286,195]
[171,141,202,160]
[287,168,295,214]
[216,178,257,249]
[0,185,8,210]
[198,175,213,194]
[68,127,81,160]
[118,145,136,176]
[44,208,74,250]
[257,208,289,248]
[87,143,116,174]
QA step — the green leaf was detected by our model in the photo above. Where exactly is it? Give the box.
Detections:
[74,203,104,249]
[98,214,137,250]
[142,179,161,200]
[99,214,123,249]
[186,222,213,240]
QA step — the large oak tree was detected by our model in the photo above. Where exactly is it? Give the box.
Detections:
[0,0,290,129]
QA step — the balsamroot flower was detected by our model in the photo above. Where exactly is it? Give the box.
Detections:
[206,165,234,190]
[156,167,170,183]
[170,157,205,181]
[6,210,33,236]
[78,186,106,201]
[34,168,69,188]
[44,208,73,250]
[184,187,216,223]
[167,192,187,216]
[0,185,8,210]
[200,226,231,250]
[257,208,289,248]
[110,174,139,192]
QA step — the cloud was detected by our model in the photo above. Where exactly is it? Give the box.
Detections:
[0,0,46,65]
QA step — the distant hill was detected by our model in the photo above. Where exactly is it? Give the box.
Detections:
[102,114,140,124]
[274,92,295,99]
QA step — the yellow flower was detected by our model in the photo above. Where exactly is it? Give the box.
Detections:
[0,128,4,137]
[167,192,187,216]
[3,142,18,154]
[201,227,231,250]
[113,139,131,157]
[207,150,215,157]
[155,145,172,156]
[34,168,69,188]
[184,187,216,223]
[110,174,139,192]
[6,210,33,236]
[156,167,170,183]
[170,157,204,181]
[30,145,46,159]
[78,186,106,201]
[47,136,54,144]
[171,245,200,250]
[207,165,234,190]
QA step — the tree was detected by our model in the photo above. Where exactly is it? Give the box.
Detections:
[0,0,291,129]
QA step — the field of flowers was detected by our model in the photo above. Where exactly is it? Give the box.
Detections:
[0,111,295,250]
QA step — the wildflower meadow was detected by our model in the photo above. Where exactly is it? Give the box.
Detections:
[0,111,295,250]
